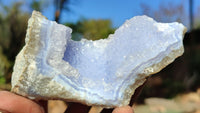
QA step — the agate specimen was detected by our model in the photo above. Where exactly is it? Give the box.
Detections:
[11,11,186,108]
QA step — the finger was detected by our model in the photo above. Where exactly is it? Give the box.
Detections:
[112,106,134,113]
[88,106,103,113]
[64,102,91,113]
[0,91,44,113]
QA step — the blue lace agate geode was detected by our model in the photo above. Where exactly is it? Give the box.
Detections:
[11,11,186,108]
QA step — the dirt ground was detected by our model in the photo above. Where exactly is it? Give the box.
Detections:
[134,89,200,113]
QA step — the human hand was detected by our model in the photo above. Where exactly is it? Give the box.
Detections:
[0,91,45,113]
[112,106,133,113]
[0,91,133,113]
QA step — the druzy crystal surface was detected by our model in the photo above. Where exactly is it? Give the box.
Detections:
[11,11,186,107]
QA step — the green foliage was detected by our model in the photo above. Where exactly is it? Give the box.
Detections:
[195,21,200,29]
[66,19,115,41]
[0,2,29,83]
[0,46,10,84]
[30,0,49,12]
[0,3,29,61]
[31,0,42,11]
[0,47,10,73]
[0,76,6,85]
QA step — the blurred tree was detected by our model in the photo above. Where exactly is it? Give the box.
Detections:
[0,2,29,83]
[30,0,50,12]
[189,0,193,29]
[29,0,75,23]
[31,0,42,11]
[66,19,115,41]
[194,6,200,28]
[141,2,186,23]
[0,46,10,84]
[1,3,29,61]
[54,0,71,23]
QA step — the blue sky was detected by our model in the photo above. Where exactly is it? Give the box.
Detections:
[42,0,200,28]
[1,0,200,28]
[43,0,190,27]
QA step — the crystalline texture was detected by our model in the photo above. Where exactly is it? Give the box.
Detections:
[11,11,186,108]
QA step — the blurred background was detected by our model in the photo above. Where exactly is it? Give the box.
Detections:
[0,0,200,113]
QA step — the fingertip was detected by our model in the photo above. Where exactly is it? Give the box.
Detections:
[112,106,134,113]
[0,91,44,113]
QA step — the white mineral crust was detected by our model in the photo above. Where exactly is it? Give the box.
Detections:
[11,11,186,108]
